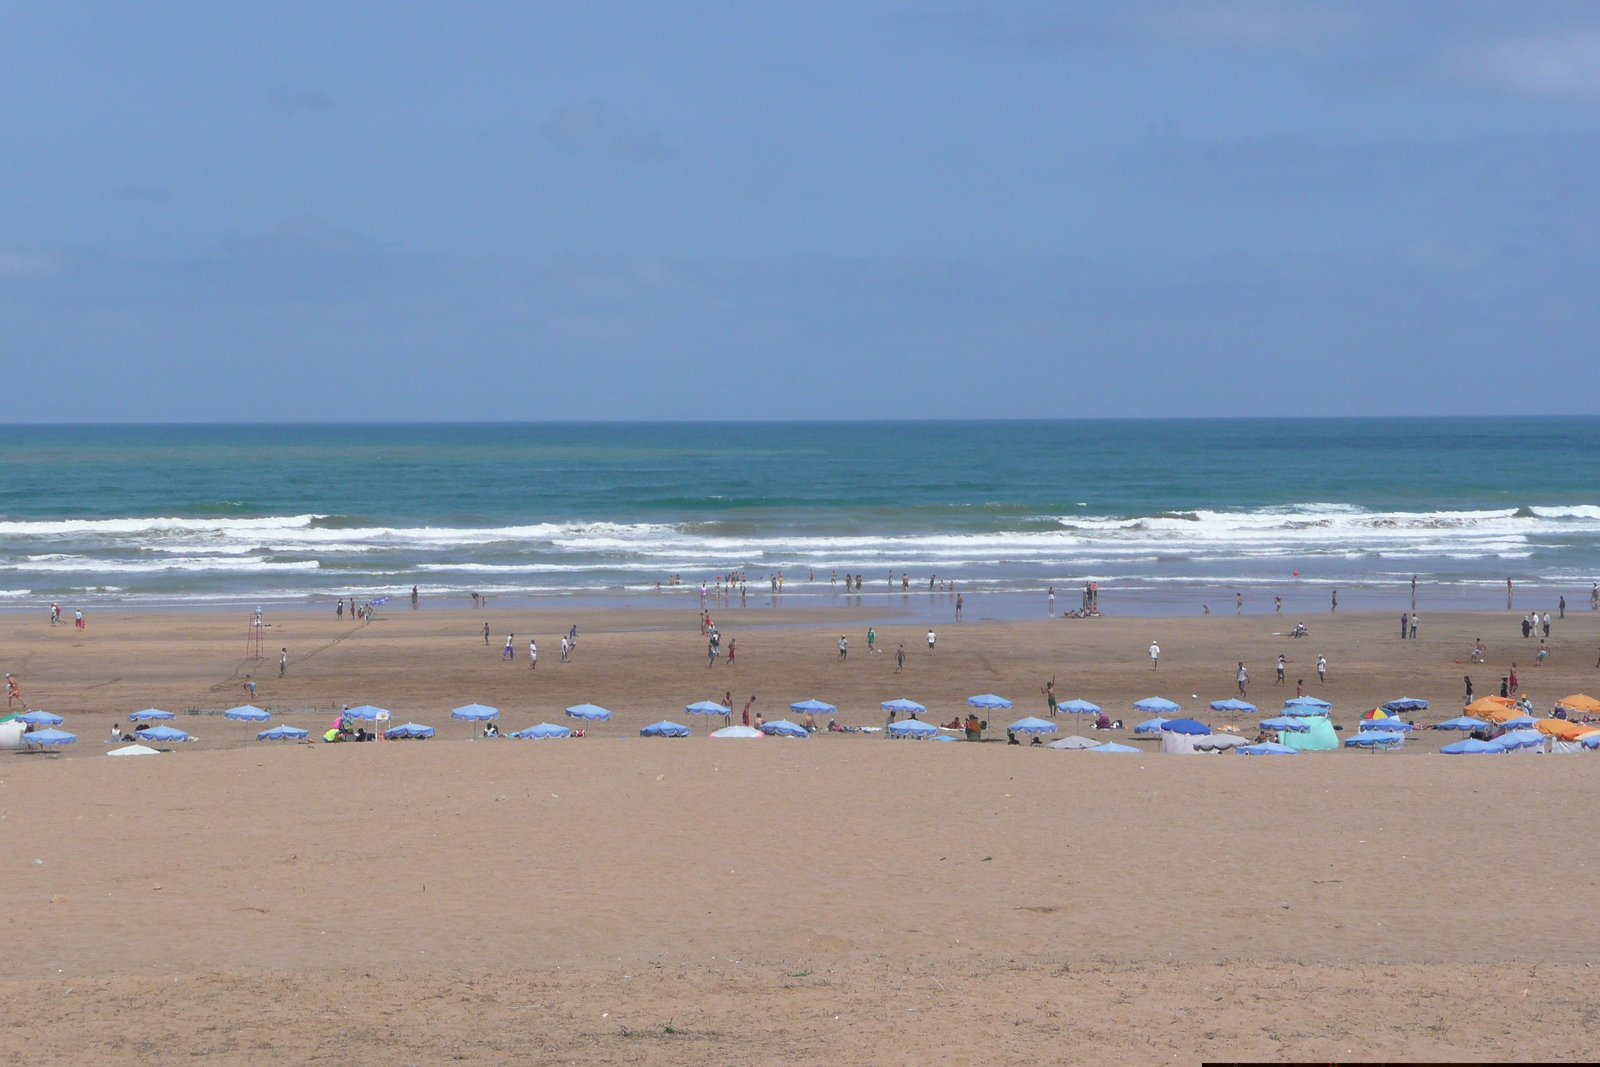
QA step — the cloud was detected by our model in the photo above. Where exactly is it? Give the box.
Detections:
[1461,32,1600,97]
[108,184,173,203]
[542,100,672,160]
[270,83,335,114]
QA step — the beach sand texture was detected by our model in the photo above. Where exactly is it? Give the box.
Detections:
[3,605,1598,1064]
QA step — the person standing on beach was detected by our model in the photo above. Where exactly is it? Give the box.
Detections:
[483,622,490,645]
[1560,595,1566,619]
[1047,587,1055,616]
[1149,641,1160,670]
[75,609,84,629]
[1316,654,1327,683]
[1274,596,1282,614]
[741,695,755,727]
[279,647,288,676]
[927,628,936,651]
[1236,662,1248,697]
[411,585,418,609]
[529,638,537,669]
[559,636,569,663]
[1236,593,1243,615]
[1400,612,1408,640]
[895,644,905,673]
[955,594,963,621]
[1507,577,1514,608]
[1543,612,1552,638]
[5,674,21,708]
[722,694,733,726]
[1537,640,1549,666]
[1043,677,1057,717]
[1331,589,1337,612]
[838,634,848,661]
[1464,675,1473,704]
[708,634,718,668]
[1410,613,1419,639]
[1509,664,1519,694]
[726,637,735,666]
[1411,575,1417,610]
[336,600,343,620]
[1275,655,1287,684]
[867,627,876,654]
[503,634,514,660]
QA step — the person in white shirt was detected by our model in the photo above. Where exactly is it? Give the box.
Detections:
[1149,641,1160,670]
[529,639,537,669]
[1316,654,1327,682]
[926,629,936,650]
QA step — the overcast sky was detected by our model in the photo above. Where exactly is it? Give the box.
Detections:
[3,2,1599,420]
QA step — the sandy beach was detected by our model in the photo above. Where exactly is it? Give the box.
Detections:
[4,602,1600,1064]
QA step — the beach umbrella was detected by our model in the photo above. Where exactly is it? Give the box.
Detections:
[1209,699,1256,713]
[1497,729,1545,751]
[1238,742,1298,755]
[640,720,690,737]
[224,704,270,722]
[880,698,926,715]
[17,710,63,725]
[1499,714,1538,729]
[930,735,957,742]
[384,722,434,739]
[1007,716,1057,734]
[1440,737,1504,754]
[1195,735,1247,750]
[1583,733,1600,750]
[23,728,76,746]
[789,699,836,714]
[1059,699,1101,715]
[1284,696,1331,710]
[1435,716,1489,731]
[1132,717,1169,734]
[1133,697,1181,713]
[1086,742,1140,753]
[1160,718,1211,735]
[710,725,762,738]
[127,708,174,721]
[1357,718,1413,732]
[967,694,1013,709]
[1047,735,1100,749]
[1344,732,1402,747]
[565,703,612,720]
[256,724,308,741]
[450,704,499,721]
[761,719,809,738]
[341,704,390,721]
[1383,697,1430,712]
[512,723,571,739]
[887,719,938,738]
[1259,715,1311,732]
[1556,694,1600,714]
[1539,718,1593,741]
[685,701,730,716]
[106,744,160,757]
[134,724,189,742]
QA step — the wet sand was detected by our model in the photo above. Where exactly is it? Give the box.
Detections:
[3,604,1599,1063]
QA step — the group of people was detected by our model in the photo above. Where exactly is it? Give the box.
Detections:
[495,624,579,669]
[46,604,84,628]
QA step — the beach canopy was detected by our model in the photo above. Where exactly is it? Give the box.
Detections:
[127,708,174,721]
[887,719,938,737]
[1358,718,1413,732]
[1132,717,1169,734]
[1195,735,1247,751]
[641,720,690,737]
[1007,716,1057,734]
[1209,699,1257,712]
[881,698,926,714]
[1047,735,1100,750]
[1539,718,1593,741]
[257,724,308,741]
[1133,697,1181,713]
[136,725,190,742]
[512,723,571,739]
[17,710,63,725]
[967,694,1013,709]
[384,722,434,739]
[565,703,612,720]
[1059,699,1101,714]
[450,703,499,721]
[684,701,729,715]
[1464,697,1511,716]
[1259,715,1311,732]
[1160,718,1211,735]
[1345,732,1403,747]
[341,704,390,720]
[1383,697,1430,712]
[761,719,809,738]
[1441,737,1504,754]
[1087,742,1140,753]
[224,704,270,721]
[1238,742,1298,755]
[1284,696,1331,709]
[709,725,762,738]
[23,728,76,745]
[1584,733,1600,750]
[1556,693,1600,713]
[1498,714,1538,729]
[789,699,835,714]
[1435,716,1489,731]
[107,744,160,757]
[1497,729,1544,750]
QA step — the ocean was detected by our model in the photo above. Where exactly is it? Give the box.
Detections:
[1,419,1597,616]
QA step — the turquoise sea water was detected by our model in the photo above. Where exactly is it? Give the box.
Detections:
[1,419,1597,614]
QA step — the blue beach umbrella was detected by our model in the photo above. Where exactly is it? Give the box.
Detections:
[1440,737,1503,754]
[881,698,927,716]
[341,704,390,720]
[565,704,613,720]
[1283,696,1331,709]
[17,710,63,725]
[1210,699,1257,713]
[224,705,270,721]
[256,724,308,741]
[1259,716,1311,732]
[1132,717,1169,734]
[1133,697,1181,714]
[968,694,1013,709]
[136,725,190,742]
[512,723,571,739]
[1086,742,1140,753]
[1344,732,1403,747]
[1500,714,1538,729]
[1383,697,1430,712]
[1059,699,1100,715]
[384,722,435,739]
[1583,733,1600,750]
[887,719,938,737]
[1007,716,1057,734]
[1497,729,1544,750]
[450,704,499,721]
[1237,742,1298,755]
[761,719,810,738]
[641,720,690,737]
[789,699,836,714]
[127,708,174,721]
[684,701,729,716]
[23,728,76,746]
[1435,716,1488,731]
[1357,718,1412,732]
[1160,718,1211,735]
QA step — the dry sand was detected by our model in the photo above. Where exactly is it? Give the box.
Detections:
[3,603,1599,1064]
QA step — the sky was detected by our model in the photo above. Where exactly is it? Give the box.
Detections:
[2,1,1599,420]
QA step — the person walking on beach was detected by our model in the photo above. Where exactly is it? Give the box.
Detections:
[895,644,905,673]
[867,627,876,654]
[75,609,84,629]
[955,594,963,621]
[1316,654,1327,683]
[1275,655,1287,685]
[1236,662,1248,697]
[278,647,288,676]
[726,637,736,666]
[5,674,21,708]
[503,634,514,660]
[1410,613,1419,639]
[1274,596,1282,614]
[1543,612,1551,638]
[1149,641,1160,670]
[1043,677,1057,717]
[1048,587,1055,616]
[483,622,490,645]
[927,628,936,651]
[529,638,538,669]
[838,634,848,661]
[741,695,755,727]
[411,585,418,609]
[1509,664,1519,694]
[1560,595,1567,619]
[707,634,718,668]
[1236,593,1243,615]
[1537,640,1549,666]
